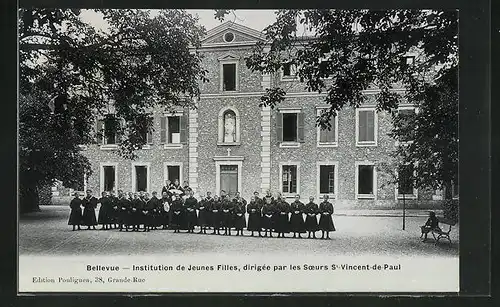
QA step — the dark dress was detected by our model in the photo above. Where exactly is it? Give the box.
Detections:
[318,201,336,231]
[275,199,290,233]
[160,196,171,227]
[140,198,152,226]
[289,200,306,233]
[148,196,161,227]
[68,197,82,225]
[130,198,143,226]
[170,199,184,230]
[221,198,234,228]
[97,196,112,225]
[304,202,319,231]
[246,200,262,231]
[118,197,131,226]
[232,198,247,230]
[211,200,222,228]
[197,198,211,227]
[81,196,98,226]
[109,195,119,224]
[261,202,275,230]
[184,196,199,230]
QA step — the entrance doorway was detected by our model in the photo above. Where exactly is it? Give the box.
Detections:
[219,165,238,198]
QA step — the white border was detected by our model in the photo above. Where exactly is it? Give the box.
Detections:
[131,162,151,193]
[355,161,377,199]
[279,162,301,198]
[316,161,339,200]
[316,107,339,147]
[215,160,243,196]
[99,162,118,194]
[355,107,378,147]
[163,162,184,187]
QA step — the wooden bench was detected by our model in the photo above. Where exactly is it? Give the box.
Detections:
[430,218,456,245]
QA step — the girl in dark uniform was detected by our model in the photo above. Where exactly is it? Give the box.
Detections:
[289,194,306,238]
[97,191,111,230]
[81,190,98,230]
[232,194,246,236]
[130,193,142,232]
[109,190,119,229]
[304,196,319,239]
[221,192,234,236]
[197,194,211,234]
[68,192,82,231]
[118,192,131,232]
[261,196,275,237]
[211,195,222,235]
[170,193,184,233]
[160,191,170,230]
[184,189,198,233]
[275,194,290,238]
[318,195,336,239]
[246,196,262,236]
[141,192,152,232]
[147,192,161,231]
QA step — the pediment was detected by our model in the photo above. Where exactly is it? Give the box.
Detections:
[201,21,265,45]
[217,53,241,61]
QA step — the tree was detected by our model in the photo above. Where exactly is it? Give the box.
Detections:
[19,9,208,212]
[215,9,458,218]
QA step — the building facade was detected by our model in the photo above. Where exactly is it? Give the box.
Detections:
[82,22,454,209]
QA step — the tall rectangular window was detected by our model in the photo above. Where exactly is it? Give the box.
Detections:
[134,166,148,192]
[98,115,119,145]
[357,165,375,196]
[282,165,298,194]
[167,165,180,183]
[452,180,459,199]
[397,164,414,195]
[397,109,417,142]
[103,166,116,192]
[282,113,298,142]
[223,63,236,91]
[319,165,335,194]
[167,116,180,144]
[357,109,376,145]
[319,116,337,144]
[282,62,296,77]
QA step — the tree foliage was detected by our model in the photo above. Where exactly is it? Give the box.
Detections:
[19,9,207,211]
[215,9,458,198]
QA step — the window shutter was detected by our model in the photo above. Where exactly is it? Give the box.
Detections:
[358,111,367,142]
[297,112,305,142]
[96,119,104,144]
[160,117,167,144]
[179,113,187,144]
[276,112,283,142]
[367,111,375,142]
[147,129,153,144]
[329,116,336,142]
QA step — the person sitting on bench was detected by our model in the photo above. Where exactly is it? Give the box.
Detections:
[420,211,441,242]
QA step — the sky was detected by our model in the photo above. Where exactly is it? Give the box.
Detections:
[79,9,278,33]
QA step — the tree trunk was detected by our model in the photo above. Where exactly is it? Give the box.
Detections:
[443,180,457,222]
[19,181,41,214]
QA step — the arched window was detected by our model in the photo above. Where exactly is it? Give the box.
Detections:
[218,107,240,145]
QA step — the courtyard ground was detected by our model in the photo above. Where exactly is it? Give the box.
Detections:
[19,205,458,257]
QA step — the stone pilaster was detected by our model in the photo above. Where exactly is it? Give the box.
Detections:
[188,100,199,191]
[260,106,271,193]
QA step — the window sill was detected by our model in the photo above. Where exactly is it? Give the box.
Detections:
[317,142,338,148]
[319,194,337,199]
[77,145,88,150]
[100,144,119,150]
[395,141,414,146]
[397,194,418,200]
[221,90,239,94]
[217,142,241,146]
[356,194,375,200]
[141,144,153,150]
[281,193,299,199]
[279,142,301,148]
[280,76,297,82]
[356,142,377,147]
[163,144,184,149]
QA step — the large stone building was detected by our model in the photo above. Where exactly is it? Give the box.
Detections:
[82,22,457,209]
